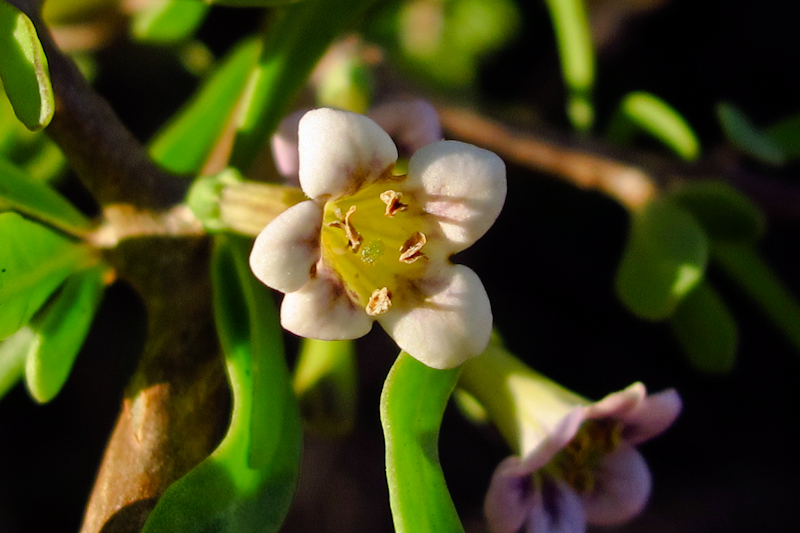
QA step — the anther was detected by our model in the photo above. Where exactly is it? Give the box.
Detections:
[380,190,408,217]
[327,205,362,252]
[366,287,392,316]
[399,231,427,263]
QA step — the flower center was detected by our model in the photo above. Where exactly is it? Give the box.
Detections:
[546,419,623,493]
[320,178,433,316]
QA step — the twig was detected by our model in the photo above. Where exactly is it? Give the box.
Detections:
[436,104,800,218]
[9,0,188,209]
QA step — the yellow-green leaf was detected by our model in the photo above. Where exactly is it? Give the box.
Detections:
[0,2,54,130]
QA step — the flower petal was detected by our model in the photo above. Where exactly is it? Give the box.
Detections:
[519,407,585,471]
[406,140,506,253]
[271,109,306,184]
[249,200,322,293]
[298,108,398,199]
[378,264,492,369]
[368,99,442,157]
[484,456,537,533]
[526,478,587,533]
[280,266,374,340]
[622,388,682,445]
[582,444,652,526]
[584,382,646,421]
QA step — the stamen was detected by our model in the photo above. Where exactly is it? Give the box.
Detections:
[399,231,427,263]
[551,419,624,493]
[327,205,362,252]
[380,190,408,217]
[366,287,392,316]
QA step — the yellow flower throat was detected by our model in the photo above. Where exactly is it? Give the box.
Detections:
[320,179,433,316]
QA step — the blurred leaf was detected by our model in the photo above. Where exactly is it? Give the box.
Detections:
[0,212,93,339]
[0,1,54,131]
[0,325,33,400]
[293,338,357,436]
[713,241,800,353]
[229,0,381,170]
[0,157,92,234]
[608,91,700,160]
[670,281,738,374]
[716,102,785,166]
[669,180,765,243]
[366,0,519,92]
[209,0,304,5]
[544,0,595,131]
[142,235,301,533]
[24,265,106,403]
[41,0,117,25]
[615,198,708,320]
[315,55,373,114]
[1,85,66,182]
[381,352,464,533]
[149,37,261,174]
[131,0,210,45]
[766,112,800,160]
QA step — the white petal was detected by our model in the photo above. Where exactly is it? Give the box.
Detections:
[368,99,442,156]
[281,266,374,340]
[406,140,506,253]
[298,108,398,199]
[378,264,492,369]
[249,200,322,293]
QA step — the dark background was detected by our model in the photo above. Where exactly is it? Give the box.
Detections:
[2,0,800,531]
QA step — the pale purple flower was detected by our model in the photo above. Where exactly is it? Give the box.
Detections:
[250,107,505,369]
[458,345,681,532]
[484,383,681,532]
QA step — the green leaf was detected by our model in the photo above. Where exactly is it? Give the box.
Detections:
[142,235,301,533]
[607,91,700,161]
[716,102,785,166]
[148,37,261,174]
[1,85,66,182]
[24,265,106,403]
[670,281,738,374]
[381,352,464,533]
[0,325,33,400]
[0,212,93,339]
[766,112,800,160]
[131,0,210,45]
[669,180,765,243]
[0,1,54,131]
[544,0,595,131]
[293,338,357,436]
[228,0,380,170]
[713,241,800,353]
[615,198,709,320]
[209,0,304,5]
[0,157,92,234]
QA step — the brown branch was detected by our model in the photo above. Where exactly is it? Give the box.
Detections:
[9,0,188,209]
[436,104,658,210]
[436,104,800,218]
[80,236,229,533]
[5,4,234,532]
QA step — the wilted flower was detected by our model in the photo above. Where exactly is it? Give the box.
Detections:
[250,107,506,369]
[458,341,681,532]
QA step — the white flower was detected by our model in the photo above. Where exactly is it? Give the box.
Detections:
[250,108,506,369]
